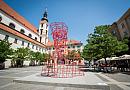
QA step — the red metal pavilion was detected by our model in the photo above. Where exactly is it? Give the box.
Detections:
[41,22,84,78]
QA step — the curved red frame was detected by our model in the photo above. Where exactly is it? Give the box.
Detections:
[41,22,84,78]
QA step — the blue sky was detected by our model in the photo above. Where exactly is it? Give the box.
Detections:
[4,0,130,44]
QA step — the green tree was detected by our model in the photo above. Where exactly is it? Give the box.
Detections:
[82,25,128,70]
[44,53,50,62]
[82,43,98,66]
[29,51,45,66]
[116,36,130,55]
[12,47,30,67]
[66,50,76,61]
[67,50,82,61]
[0,40,13,69]
[29,51,36,66]
[35,52,45,65]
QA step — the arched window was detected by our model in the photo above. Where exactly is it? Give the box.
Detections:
[20,29,25,34]
[0,16,2,22]
[124,30,128,37]
[111,30,116,35]
[35,37,37,41]
[40,37,42,42]
[9,23,15,29]
[32,45,34,49]
[5,35,9,41]
[77,46,80,48]
[28,34,32,38]
[46,30,47,35]
[121,23,125,29]
[41,24,43,27]
[27,43,30,47]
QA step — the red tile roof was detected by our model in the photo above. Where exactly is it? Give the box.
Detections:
[67,40,80,44]
[0,1,38,34]
[46,40,81,47]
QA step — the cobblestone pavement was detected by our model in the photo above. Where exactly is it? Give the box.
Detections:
[104,72,130,82]
[95,72,130,90]
[0,66,130,90]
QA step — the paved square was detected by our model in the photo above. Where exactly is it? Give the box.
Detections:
[0,66,130,90]
[14,72,109,90]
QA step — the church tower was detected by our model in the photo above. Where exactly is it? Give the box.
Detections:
[39,8,48,44]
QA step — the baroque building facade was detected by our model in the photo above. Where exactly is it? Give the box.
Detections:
[0,1,46,53]
[109,8,130,40]
[0,1,84,56]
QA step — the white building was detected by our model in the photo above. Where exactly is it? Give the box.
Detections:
[0,1,84,67]
[0,1,48,53]
[46,40,84,55]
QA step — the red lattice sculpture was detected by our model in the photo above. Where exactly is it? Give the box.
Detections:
[41,22,84,78]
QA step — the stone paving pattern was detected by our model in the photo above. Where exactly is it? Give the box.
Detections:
[104,72,130,82]
[0,66,130,90]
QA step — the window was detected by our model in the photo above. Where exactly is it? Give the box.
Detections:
[28,34,32,38]
[9,23,15,29]
[41,24,43,27]
[14,38,18,44]
[40,29,43,35]
[111,30,116,35]
[27,43,30,47]
[0,16,2,22]
[77,46,80,48]
[35,37,37,41]
[40,37,42,43]
[32,45,34,49]
[129,17,130,21]
[20,29,25,34]
[46,30,47,35]
[46,24,48,29]
[22,41,24,46]
[5,35,9,41]
[36,46,38,50]
[68,46,70,48]
[42,48,44,52]
[124,30,128,37]
[73,46,75,48]
[45,38,47,44]
[121,23,125,29]
[39,48,41,51]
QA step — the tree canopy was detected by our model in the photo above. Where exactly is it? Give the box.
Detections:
[66,50,82,61]
[0,40,13,63]
[82,25,128,62]
[11,47,30,67]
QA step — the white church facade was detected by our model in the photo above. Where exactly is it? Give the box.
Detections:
[0,0,83,57]
[0,1,48,53]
